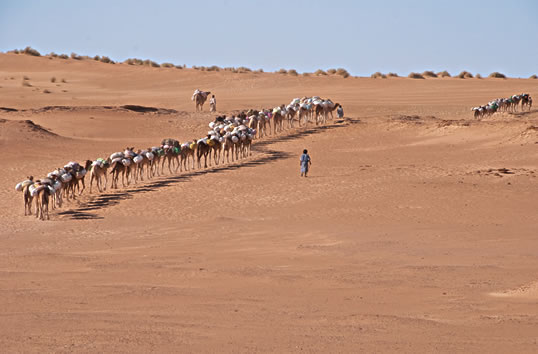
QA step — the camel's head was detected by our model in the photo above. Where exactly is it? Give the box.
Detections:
[28,175,34,181]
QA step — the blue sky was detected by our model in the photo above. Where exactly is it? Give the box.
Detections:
[1,0,537,77]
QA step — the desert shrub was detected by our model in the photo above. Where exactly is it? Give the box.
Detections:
[50,77,56,83]
[161,62,175,68]
[488,72,506,78]
[255,68,264,73]
[530,74,537,79]
[314,69,327,76]
[22,46,41,56]
[70,52,81,60]
[371,72,387,79]
[49,52,58,58]
[422,70,437,78]
[302,72,310,77]
[42,89,51,94]
[236,66,252,73]
[92,55,100,61]
[175,65,184,69]
[9,49,20,54]
[475,73,482,79]
[457,71,473,78]
[387,72,398,77]
[287,69,298,76]
[80,55,91,60]
[327,68,337,74]
[437,70,451,77]
[336,68,350,78]
[141,59,158,67]
[408,72,425,79]
[199,66,207,71]
[276,68,287,74]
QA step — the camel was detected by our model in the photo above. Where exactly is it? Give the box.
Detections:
[89,158,110,193]
[240,135,252,158]
[273,105,286,134]
[222,136,236,163]
[323,102,341,123]
[74,160,92,195]
[109,160,129,189]
[193,90,211,111]
[179,141,196,171]
[298,105,311,126]
[286,106,297,128]
[34,184,52,221]
[196,139,211,168]
[314,104,324,125]
[209,138,222,165]
[18,176,34,215]
[521,95,532,111]
[136,150,153,181]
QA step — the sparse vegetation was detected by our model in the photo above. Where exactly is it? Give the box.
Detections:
[336,68,350,78]
[236,67,252,73]
[422,70,437,78]
[59,54,69,59]
[161,63,175,68]
[302,72,310,77]
[437,70,451,77]
[371,72,387,79]
[475,73,482,79]
[49,52,58,58]
[530,74,537,79]
[50,77,56,83]
[387,72,398,77]
[70,52,81,60]
[100,56,115,64]
[277,68,287,74]
[488,72,506,79]
[288,69,298,76]
[315,69,327,76]
[175,65,184,69]
[408,72,425,79]
[94,55,100,61]
[22,46,41,56]
[457,71,473,79]
[205,65,220,71]
[255,69,264,73]
[327,69,337,75]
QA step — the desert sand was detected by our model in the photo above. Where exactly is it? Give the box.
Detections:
[0,53,537,352]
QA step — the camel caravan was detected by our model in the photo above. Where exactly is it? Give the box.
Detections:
[472,93,532,119]
[15,92,340,220]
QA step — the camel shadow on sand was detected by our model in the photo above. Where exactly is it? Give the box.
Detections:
[58,121,355,220]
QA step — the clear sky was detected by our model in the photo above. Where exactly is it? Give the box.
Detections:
[1,0,537,77]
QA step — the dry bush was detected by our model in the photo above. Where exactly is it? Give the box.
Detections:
[336,68,350,78]
[50,77,56,83]
[9,49,20,54]
[100,56,115,64]
[314,69,327,76]
[70,52,81,60]
[422,70,437,78]
[371,72,387,79]
[488,72,506,78]
[199,66,207,71]
[161,63,175,68]
[387,72,398,77]
[205,65,220,71]
[457,71,473,78]
[255,68,264,73]
[327,68,337,74]
[277,68,287,74]
[142,59,158,67]
[175,65,184,69]
[57,54,67,59]
[23,46,41,56]
[49,52,58,58]
[408,72,425,79]
[237,66,252,73]
[80,55,91,60]
[530,74,538,79]
[93,55,100,61]
[475,73,482,79]
[288,69,299,76]
[437,70,451,77]
[42,89,51,94]
[302,72,310,77]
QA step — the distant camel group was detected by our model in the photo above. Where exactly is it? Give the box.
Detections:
[16,94,340,220]
[472,93,532,119]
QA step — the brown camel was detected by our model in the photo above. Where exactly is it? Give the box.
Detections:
[323,102,340,122]
[197,139,211,168]
[179,141,196,171]
[19,176,34,215]
[89,159,110,193]
[286,106,297,128]
[110,160,128,189]
[193,90,211,111]
[34,184,52,220]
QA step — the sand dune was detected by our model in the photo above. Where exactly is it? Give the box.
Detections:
[0,53,537,352]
